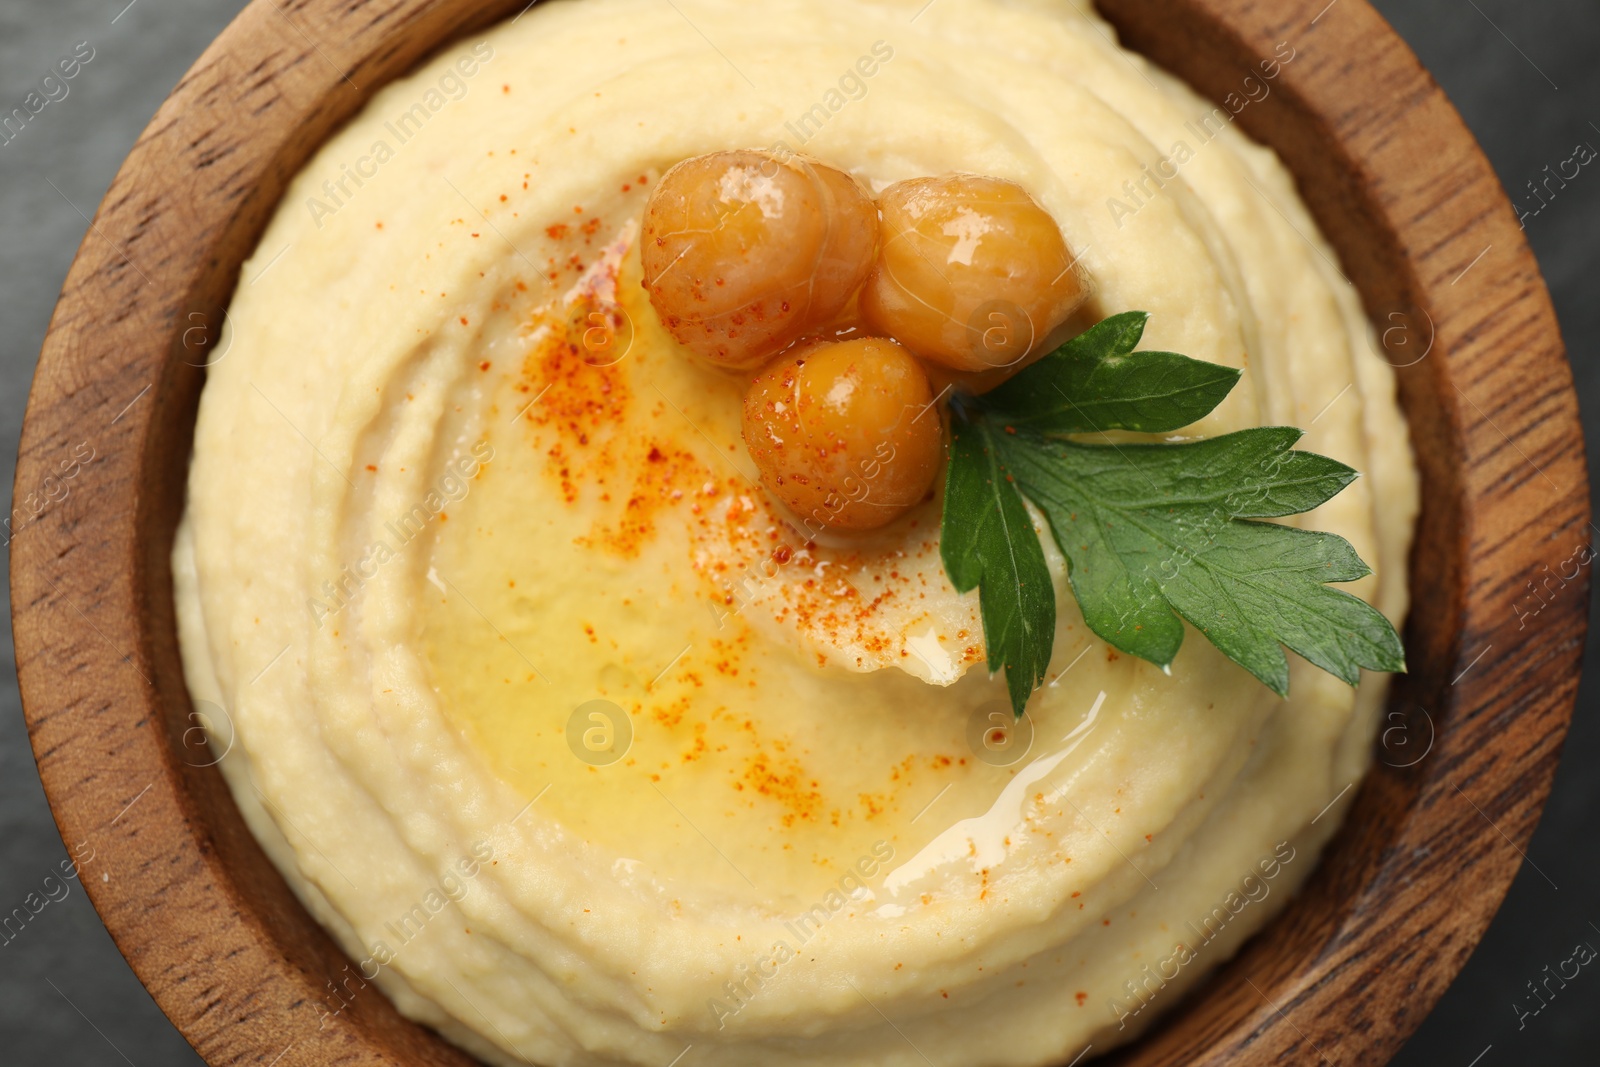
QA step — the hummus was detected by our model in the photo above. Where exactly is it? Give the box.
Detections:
[173,0,1418,1063]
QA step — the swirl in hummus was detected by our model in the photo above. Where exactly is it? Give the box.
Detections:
[173,0,1418,1063]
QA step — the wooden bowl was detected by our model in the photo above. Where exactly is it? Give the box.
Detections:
[12,0,1587,1063]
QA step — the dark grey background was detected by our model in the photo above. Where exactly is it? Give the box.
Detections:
[1,0,1594,1063]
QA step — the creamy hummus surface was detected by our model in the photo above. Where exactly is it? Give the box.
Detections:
[173,0,1418,1063]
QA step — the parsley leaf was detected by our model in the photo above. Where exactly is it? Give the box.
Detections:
[979,311,1242,436]
[996,428,1404,695]
[941,313,1405,714]
[941,418,1056,716]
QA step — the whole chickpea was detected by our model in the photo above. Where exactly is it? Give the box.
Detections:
[742,337,943,531]
[861,174,1090,372]
[642,150,878,368]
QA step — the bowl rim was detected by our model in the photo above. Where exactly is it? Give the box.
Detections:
[10,0,1589,1065]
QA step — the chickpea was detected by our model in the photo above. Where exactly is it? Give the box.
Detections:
[742,337,942,531]
[860,174,1090,372]
[642,151,878,368]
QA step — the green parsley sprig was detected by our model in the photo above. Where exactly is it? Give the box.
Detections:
[940,311,1406,716]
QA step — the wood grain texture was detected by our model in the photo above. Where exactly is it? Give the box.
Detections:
[9,1,1586,1065]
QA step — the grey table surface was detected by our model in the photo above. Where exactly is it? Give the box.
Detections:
[2,0,1596,1064]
